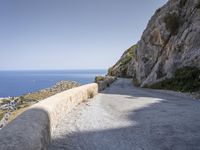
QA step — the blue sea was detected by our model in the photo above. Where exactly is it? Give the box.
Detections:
[0,70,106,97]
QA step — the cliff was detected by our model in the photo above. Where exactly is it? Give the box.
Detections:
[108,0,200,88]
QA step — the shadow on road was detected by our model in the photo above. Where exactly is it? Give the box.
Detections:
[49,79,200,150]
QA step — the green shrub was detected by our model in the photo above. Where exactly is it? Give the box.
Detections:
[120,45,137,67]
[1,99,9,103]
[156,8,161,13]
[108,67,113,76]
[120,56,132,66]
[148,66,200,92]
[179,0,187,8]
[121,68,127,76]
[129,44,137,57]
[164,13,181,35]
[0,112,4,121]
[196,0,200,8]
[95,76,105,83]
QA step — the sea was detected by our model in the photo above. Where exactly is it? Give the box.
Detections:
[0,70,106,97]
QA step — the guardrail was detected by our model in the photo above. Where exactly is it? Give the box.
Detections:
[0,83,98,150]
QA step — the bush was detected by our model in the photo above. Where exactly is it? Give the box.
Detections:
[156,8,161,13]
[120,45,137,67]
[179,0,187,8]
[196,0,200,9]
[0,112,4,121]
[95,76,105,83]
[148,66,200,92]
[108,67,113,76]
[164,13,181,35]
[120,56,132,66]
[129,44,137,57]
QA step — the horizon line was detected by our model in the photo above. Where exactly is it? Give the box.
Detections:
[0,68,107,71]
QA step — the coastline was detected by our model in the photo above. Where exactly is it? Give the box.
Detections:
[0,80,80,129]
[0,69,106,98]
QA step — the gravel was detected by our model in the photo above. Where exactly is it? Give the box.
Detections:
[49,78,200,150]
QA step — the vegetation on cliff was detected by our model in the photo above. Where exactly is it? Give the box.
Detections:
[0,111,4,121]
[164,13,181,35]
[147,67,200,92]
[196,0,200,8]
[22,81,80,101]
[108,0,200,96]
[108,44,137,77]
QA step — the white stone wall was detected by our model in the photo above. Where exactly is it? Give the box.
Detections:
[0,83,98,150]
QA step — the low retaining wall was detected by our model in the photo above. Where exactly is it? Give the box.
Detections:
[95,76,117,91]
[0,83,98,150]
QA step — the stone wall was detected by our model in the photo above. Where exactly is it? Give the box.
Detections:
[0,83,98,150]
[95,76,117,91]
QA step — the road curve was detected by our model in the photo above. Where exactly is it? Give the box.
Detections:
[49,78,200,150]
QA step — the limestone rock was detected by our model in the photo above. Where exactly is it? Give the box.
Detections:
[109,0,200,87]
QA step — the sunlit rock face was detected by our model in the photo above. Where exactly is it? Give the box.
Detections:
[109,0,200,87]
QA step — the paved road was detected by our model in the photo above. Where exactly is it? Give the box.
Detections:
[49,78,200,150]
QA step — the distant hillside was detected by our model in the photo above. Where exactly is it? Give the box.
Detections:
[108,45,137,77]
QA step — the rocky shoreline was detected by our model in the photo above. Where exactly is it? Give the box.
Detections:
[0,80,80,129]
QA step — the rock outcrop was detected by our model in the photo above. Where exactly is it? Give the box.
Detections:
[108,45,137,77]
[109,0,200,87]
[95,76,117,91]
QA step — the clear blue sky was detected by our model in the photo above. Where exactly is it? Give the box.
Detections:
[0,0,167,70]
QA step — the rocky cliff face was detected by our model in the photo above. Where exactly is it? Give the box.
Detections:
[108,45,137,77]
[109,0,200,87]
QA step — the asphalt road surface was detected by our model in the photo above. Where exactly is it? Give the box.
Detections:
[49,78,200,150]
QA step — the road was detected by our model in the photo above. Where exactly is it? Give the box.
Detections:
[49,78,200,150]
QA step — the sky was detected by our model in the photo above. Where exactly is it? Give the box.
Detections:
[0,0,167,70]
